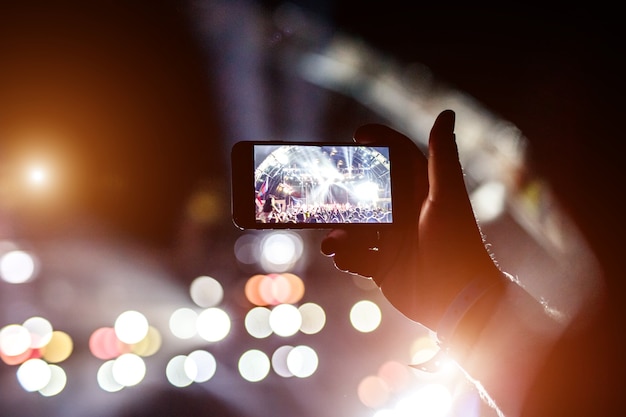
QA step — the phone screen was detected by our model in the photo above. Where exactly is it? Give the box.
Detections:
[251,144,392,226]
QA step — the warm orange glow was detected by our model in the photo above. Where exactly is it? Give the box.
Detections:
[245,274,268,306]
[244,273,306,306]
[378,360,413,392]
[357,375,390,408]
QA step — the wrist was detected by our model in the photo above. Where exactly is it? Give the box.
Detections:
[410,271,509,373]
[437,271,511,359]
[439,273,509,359]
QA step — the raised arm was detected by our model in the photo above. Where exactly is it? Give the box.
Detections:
[321,110,566,416]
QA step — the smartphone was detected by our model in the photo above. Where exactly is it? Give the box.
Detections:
[231,141,395,229]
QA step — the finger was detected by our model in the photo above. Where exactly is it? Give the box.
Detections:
[321,229,380,256]
[332,249,380,280]
[427,110,469,204]
[320,229,347,256]
[321,229,381,278]
[353,123,403,145]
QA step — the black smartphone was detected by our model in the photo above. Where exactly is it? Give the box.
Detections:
[231,141,395,229]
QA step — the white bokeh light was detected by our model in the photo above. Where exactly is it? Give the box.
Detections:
[0,250,37,284]
[196,307,231,342]
[185,350,217,383]
[272,345,294,378]
[114,310,149,345]
[269,304,302,337]
[23,317,53,349]
[245,306,273,338]
[0,324,32,356]
[97,361,124,392]
[286,345,318,378]
[111,353,146,387]
[471,180,507,222]
[260,232,303,271]
[166,355,194,388]
[234,234,261,266]
[189,276,224,308]
[350,300,382,333]
[238,349,270,382]
[169,308,198,339]
[17,358,51,392]
[39,364,67,397]
[298,302,326,335]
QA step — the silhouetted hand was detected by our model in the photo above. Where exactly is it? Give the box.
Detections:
[321,110,502,330]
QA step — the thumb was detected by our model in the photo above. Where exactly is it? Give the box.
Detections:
[427,110,468,204]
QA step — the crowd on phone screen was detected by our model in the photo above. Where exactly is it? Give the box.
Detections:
[256,200,392,224]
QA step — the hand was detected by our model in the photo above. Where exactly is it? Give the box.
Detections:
[321,110,502,330]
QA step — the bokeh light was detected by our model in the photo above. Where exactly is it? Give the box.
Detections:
[245,306,273,339]
[0,324,31,357]
[111,353,146,387]
[271,345,294,378]
[358,375,391,409]
[358,360,418,410]
[186,188,223,226]
[185,350,217,383]
[41,331,73,363]
[130,326,161,357]
[114,310,149,345]
[88,319,156,367]
[169,307,199,339]
[377,360,413,392]
[234,233,262,267]
[196,307,231,342]
[166,355,194,388]
[350,300,382,333]
[238,349,270,382]
[245,274,268,306]
[298,302,326,335]
[0,250,38,283]
[0,317,72,395]
[286,345,318,378]
[39,364,67,397]
[89,327,129,360]
[260,232,303,271]
[190,275,224,308]
[272,273,305,304]
[471,180,507,222]
[17,358,52,392]
[244,273,306,307]
[1,347,37,365]
[97,360,124,393]
[258,274,280,305]
[22,317,53,349]
[269,303,302,337]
